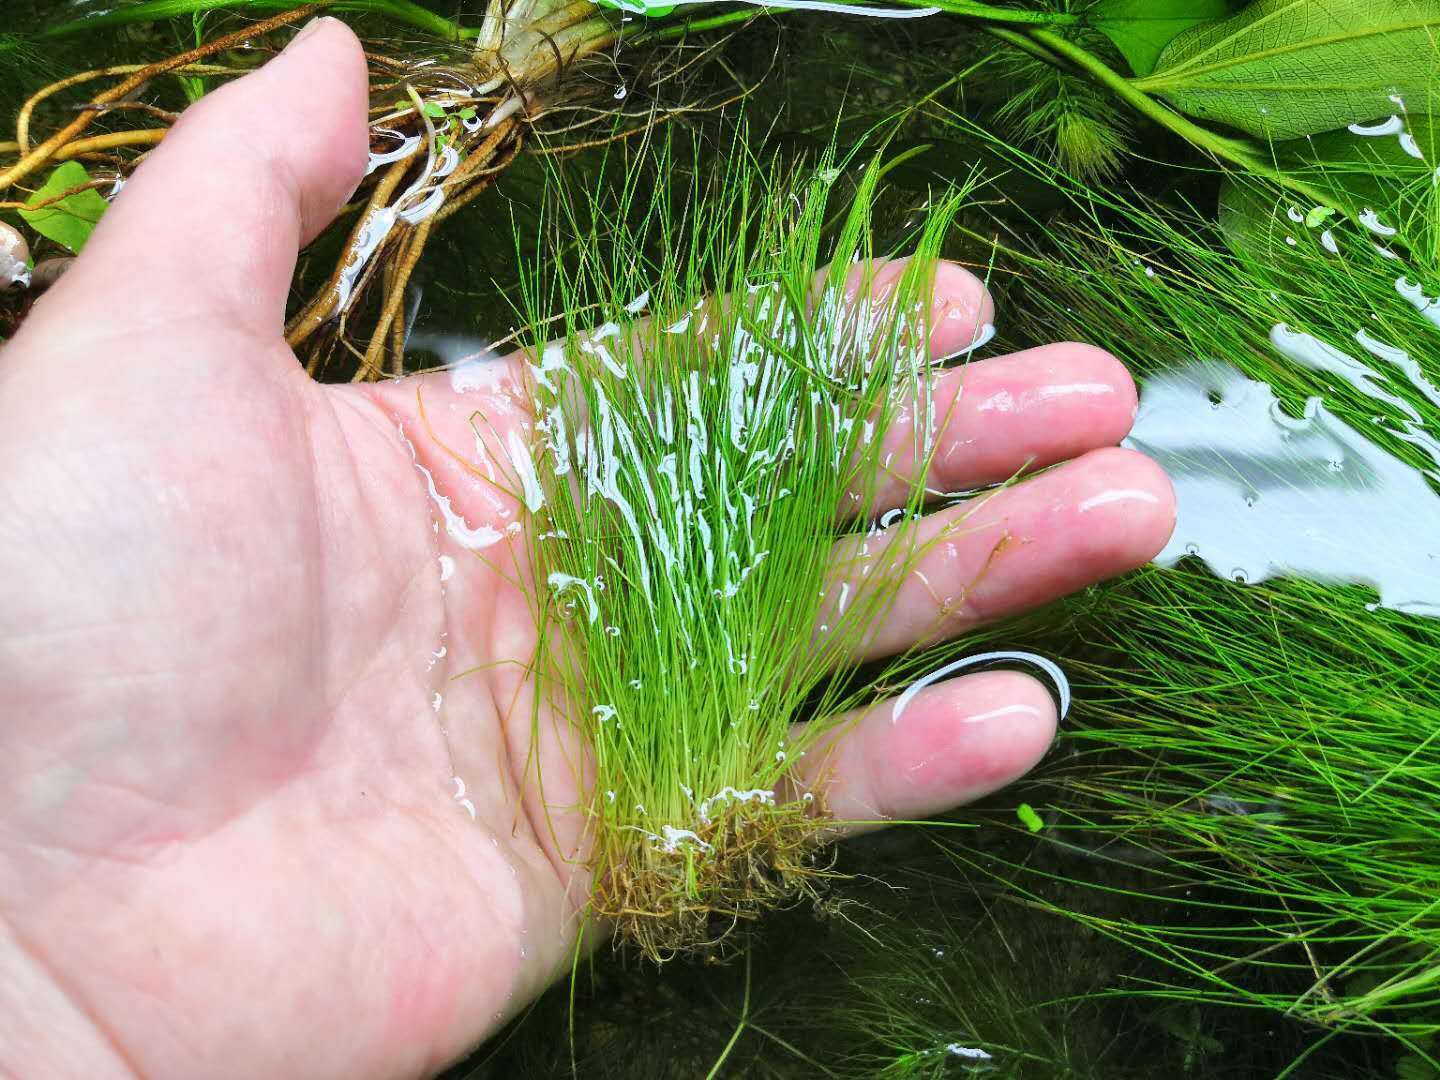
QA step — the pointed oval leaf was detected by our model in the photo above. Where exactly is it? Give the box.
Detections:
[1139,0,1440,138]
[1088,0,1231,77]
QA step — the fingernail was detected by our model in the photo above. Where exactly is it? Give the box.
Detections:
[284,16,332,54]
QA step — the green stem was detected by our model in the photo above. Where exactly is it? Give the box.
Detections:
[892,0,1077,22]
[637,0,1074,42]
[984,24,1070,69]
[633,7,764,42]
[1026,28,1340,209]
[703,952,752,1080]
[1029,29,1254,162]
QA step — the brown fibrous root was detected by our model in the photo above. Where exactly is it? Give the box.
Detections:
[594,797,843,964]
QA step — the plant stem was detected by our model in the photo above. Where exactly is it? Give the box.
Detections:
[1025,28,1340,210]
[634,8,764,43]
[636,0,1074,43]
[1028,29,1252,161]
[704,953,752,1080]
[892,0,1076,24]
[0,5,322,194]
[983,24,1070,70]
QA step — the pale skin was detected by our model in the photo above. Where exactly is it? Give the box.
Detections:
[0,19,1175,1080]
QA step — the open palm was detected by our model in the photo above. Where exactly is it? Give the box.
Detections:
[0,20,1173,1080]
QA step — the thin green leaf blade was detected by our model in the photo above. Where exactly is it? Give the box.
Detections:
[1141,0,1440,138]
[18,162,109,254]
[1088,0,1230,77]
[1221,114,1436,257]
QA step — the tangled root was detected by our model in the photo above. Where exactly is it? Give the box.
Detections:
[593,796,843,963]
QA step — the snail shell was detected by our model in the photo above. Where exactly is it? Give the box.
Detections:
[0,223,31,291]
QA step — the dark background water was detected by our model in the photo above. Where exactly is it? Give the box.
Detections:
[0,3,1409,1076]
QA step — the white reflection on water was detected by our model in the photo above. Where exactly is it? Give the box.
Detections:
[1124,354,1440,617]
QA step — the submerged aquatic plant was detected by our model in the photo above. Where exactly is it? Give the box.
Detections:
[954,571,1440,1057]
[917,109,1440,1058]
[508,146,995,958]
[991,28,1131,181]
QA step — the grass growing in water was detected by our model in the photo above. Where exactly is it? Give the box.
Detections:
[512,144,988,959]
[921,116,1440,1062]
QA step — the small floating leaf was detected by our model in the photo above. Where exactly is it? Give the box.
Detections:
[1140,0,1440,138]
[1303,205,1337,229]
[1016,803,1044,833]
[18,161,108,254]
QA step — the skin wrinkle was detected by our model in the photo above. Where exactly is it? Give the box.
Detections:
[354,789,536,1027]
[339,387,460,728]
[228,365,334,784]
[0,911,143,1080]
[24,777,201,867]
[853,712,890,821]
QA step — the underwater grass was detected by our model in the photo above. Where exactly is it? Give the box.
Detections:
[507,139,1007,959]
[898,109,1440,1057]
[959,571,1440,1033]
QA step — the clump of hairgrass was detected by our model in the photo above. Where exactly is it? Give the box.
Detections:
[915,113,1440,1052]
[514,142,980,960]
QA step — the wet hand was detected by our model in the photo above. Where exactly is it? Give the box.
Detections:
[0,19,1174,1079]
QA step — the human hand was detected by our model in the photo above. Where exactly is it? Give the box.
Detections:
[0,19,1173,1079]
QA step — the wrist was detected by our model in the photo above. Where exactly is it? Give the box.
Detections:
[0,914,137,1079]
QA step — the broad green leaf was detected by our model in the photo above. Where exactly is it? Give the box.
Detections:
[18,161,108,254]
[1395,1055,1439,1080]
[1293,114,1437,245]
[1088,0,1230,77]
[1139,0,1440,139]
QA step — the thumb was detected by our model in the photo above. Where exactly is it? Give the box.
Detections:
[36,16,368,343]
